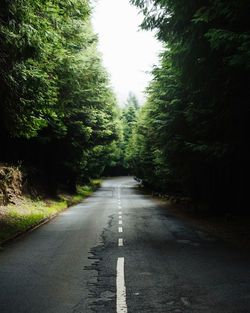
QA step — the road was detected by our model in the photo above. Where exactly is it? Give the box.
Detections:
[0,176,250,313]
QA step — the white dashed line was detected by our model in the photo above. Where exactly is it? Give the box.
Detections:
[116,186,127,311]
[116,257,127,313]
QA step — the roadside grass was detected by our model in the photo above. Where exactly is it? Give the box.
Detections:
[0,179,102,245]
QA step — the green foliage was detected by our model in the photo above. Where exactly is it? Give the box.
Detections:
[119,92,140,169]
[0,0,120,189]
[129,0,250,212]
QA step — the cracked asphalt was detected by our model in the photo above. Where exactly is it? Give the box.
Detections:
[0,176,250,313]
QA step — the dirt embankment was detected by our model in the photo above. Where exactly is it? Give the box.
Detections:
[0,165,22,206]
[0,168,102,245]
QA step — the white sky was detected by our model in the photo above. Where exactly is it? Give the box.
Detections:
[91,0,162,106]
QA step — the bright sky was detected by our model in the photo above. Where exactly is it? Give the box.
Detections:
[91,0,162,106]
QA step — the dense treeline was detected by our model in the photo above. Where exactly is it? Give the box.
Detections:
[129,0,250,213]
[1,0,250,213]
[0,0,120,193]
[120,93,139,169]
[102,92,139,176]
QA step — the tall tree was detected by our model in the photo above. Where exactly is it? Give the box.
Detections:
[0,0,120,192]
[119,93,140,169]
[130,0,250,213]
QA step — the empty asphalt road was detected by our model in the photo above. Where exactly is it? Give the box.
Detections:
[0,176,250,313]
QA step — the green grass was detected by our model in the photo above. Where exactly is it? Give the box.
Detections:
[91,178,103,185]
[0,179,103,245]
[8,199,68,231]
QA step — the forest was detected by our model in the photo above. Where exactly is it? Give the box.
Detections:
[0,0,122,194]
[1,0,250,215]
[127,0,250,214]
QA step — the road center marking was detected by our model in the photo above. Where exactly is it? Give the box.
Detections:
[119,211,122,215]
[118,238,123,247]
[119,215,122,219]
[119,227,123,233]
[119,220,122,225]
[116,257,127,313]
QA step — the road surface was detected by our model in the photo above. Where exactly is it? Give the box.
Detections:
[0,176,250,313]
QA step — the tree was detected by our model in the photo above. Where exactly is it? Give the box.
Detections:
[130,0,250,213]
[119,93,140,169]
[126,92,140,111]
[0,0,121,192]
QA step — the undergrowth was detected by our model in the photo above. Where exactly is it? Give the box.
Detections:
[0,179,102,244]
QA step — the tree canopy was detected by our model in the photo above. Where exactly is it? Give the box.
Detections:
[1,0,249,213]
[128,0,250,213]
[0,0,120,192]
